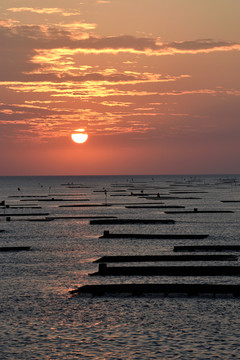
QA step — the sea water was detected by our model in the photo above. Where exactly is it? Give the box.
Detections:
[0,175,240,359]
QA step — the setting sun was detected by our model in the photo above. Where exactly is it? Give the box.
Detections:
[71,129,88,144]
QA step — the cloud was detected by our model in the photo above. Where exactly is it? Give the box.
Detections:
[1,83,240,144]
[0,72,189,99]
[2,22,238,82]
[1,22,240,144]
[2,24,239,53]
[100,101,133,107]
[0,19,20,26]
[59,22,97,31]
[7,7,82,17]
[160,39,240,55]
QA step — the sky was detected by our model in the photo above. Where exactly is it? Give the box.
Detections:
[0,0,240,175]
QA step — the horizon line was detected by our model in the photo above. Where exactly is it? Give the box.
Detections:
[0,173,239,177]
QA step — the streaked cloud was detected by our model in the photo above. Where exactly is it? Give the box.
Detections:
[1,24,239,54]
[7,7,82,17]
[1,23,239,84]
[100,101,133,107]
[96,1,111,4]
[0,18,239,143]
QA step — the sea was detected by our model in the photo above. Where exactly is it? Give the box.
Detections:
[0,174,240,359]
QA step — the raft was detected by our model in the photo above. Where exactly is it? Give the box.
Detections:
[100,231,208,240]
[94,254,237,263]
[90,219,175,225]
[70,283,240,297]
[90,264,240,277]
[0,246,31,252]
[174,245,240,252]
[164,210,234,214]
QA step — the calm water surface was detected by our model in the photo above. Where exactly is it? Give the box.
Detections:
[0,175,240,359]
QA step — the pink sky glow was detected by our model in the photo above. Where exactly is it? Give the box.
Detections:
[0,0,239,175]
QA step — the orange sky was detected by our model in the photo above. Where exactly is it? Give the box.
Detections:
[0,0,240,175]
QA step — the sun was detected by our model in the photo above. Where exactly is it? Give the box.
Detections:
[71,129,88,144]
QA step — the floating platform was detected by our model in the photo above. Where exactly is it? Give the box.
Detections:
[61,183,85,186]
[110,190,127,192]
[170,191,208,194]
[8,195,48,198]
[90,264,240,276]
[111,202,166,206]
[128,193,157,196]
[49,193,87,196]
[59,204,112,208]
[139,196,180,200]
[38,198,89,202]
[174,245,240,252]
[0,206,42,209]
[67,186,91,188]
[6,206,42,209]
[90,219,175,225]
[125,205,185,209]
[165,210,234,214]
[146,196,201,200]
[110,194,128,197]
[27,218,54,222]
[94,254,238,263]
[0,246,31,252]
[20,198,89,202]
[46,216,117,220]
[70,283,240,297]
[99,231,208,240]
[0,213,49,217]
